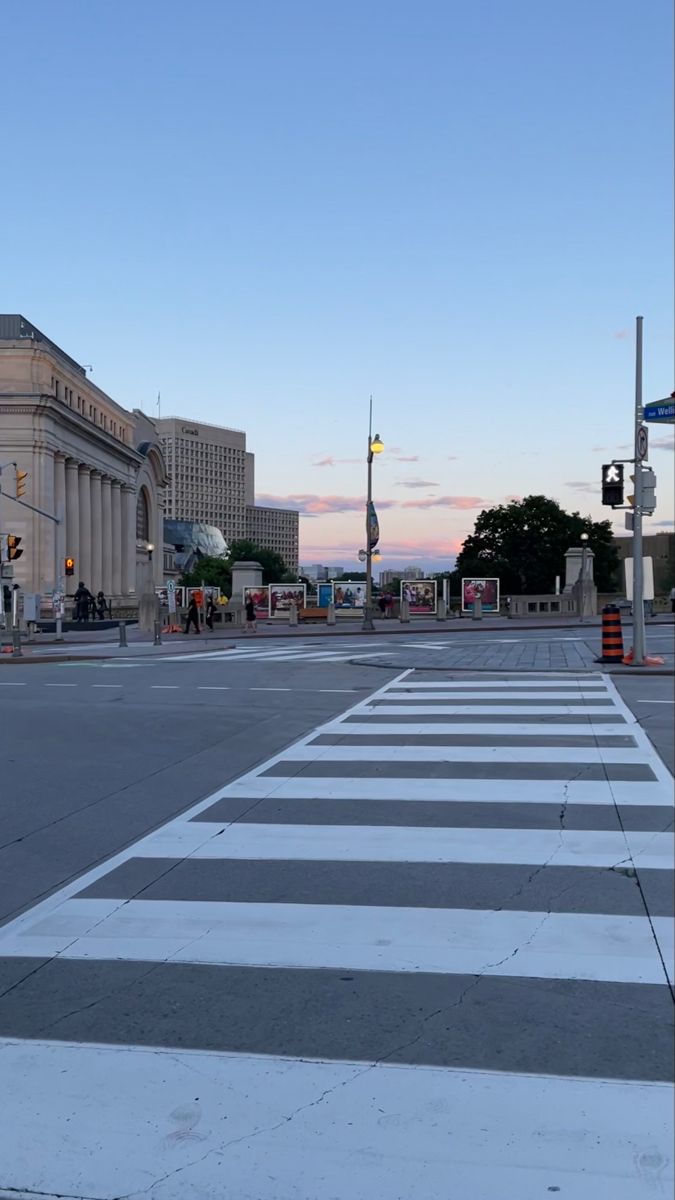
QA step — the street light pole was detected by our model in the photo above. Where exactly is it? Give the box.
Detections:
[362,396,383,632]
[632,316,646,666]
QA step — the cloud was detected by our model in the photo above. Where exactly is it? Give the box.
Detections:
[300,536,464,562]
[565,481,595,492]
[447,456,459,461]
[614,329,630,340]
[395,478,439,489]
[393,454,420,462]
[256,492,396,515]
[401,495,486,510]
[651,435,674,451]
[504,494,523,502]
[652,520,674,528]
[311,455,361,467]
[590,445,608,452]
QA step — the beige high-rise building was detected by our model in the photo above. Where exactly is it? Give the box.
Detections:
[246,503,299,572]
[157,417,248,541]
[158,415,299,572]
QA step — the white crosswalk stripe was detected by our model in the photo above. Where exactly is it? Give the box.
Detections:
[0,670,672,1198]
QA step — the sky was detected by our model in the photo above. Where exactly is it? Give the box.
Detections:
[3,0,673,573]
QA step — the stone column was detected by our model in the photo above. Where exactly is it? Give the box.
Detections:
[54,453,67,586]
[90,472,103,594]
[65,459,80,595]
[122,485,137,596]
[111,480,122,597]
[78,467,92,590]
[101,477,113,596]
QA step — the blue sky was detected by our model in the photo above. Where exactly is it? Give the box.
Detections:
[4,0,673,570]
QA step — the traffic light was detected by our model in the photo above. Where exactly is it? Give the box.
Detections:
[7,535,23,561]
[15,468,28,498]
[64,556,75,576]
[642,468,656,514]
[602,463,624,506]
[627,469,657,514]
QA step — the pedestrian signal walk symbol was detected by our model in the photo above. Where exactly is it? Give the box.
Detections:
[602,463,624,507]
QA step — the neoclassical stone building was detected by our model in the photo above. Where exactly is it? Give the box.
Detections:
[0,315,167,602]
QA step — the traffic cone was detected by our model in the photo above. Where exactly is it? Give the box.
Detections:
[596,605,624,663]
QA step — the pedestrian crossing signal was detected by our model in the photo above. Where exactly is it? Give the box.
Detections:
[65,557,75,576]
[601,463,624,507]
[7,535,23,561]
[15,468,28,498]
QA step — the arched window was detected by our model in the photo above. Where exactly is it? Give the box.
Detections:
[136,487,150,543]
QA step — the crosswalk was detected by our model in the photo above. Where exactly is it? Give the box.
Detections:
[0,671,672,1198]
[159,638,391,666]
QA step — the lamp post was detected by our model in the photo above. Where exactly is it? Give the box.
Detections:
[362,398,383,631]
[579,532,589,622]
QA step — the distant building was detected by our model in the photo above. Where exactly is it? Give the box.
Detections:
[379,566,425,586]
[246,503,299,573]
[0,315,167,602]
[158,415,299,572]
[613,531,674,596]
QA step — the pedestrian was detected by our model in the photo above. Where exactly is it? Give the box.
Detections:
[245,596,257,633]
[670,586,675,614]
[184,595,200,635]
[378,595,387,617]
[385,592,394,618]
[205,595,216,631]
[73,581,92,623]
[96,591,108,620]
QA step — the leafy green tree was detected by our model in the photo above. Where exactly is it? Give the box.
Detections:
[227,540,294,584]
[179,556,232,593]
[455,495,618,594]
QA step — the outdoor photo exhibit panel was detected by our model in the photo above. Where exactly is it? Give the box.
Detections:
[317,582,334,608]
[333,582,366,609]
[243,586,270,619]
[269,584,306,616]
[461,577,500,613]
[400,580,437,614]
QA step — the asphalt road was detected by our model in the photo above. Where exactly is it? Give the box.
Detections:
[0,653,397,924]
[0,629,672,1199]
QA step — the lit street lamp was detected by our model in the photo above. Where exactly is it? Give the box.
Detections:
[362,399,384,631]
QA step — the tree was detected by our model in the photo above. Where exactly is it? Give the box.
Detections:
[179,556,232,593]
[455,495,619,594]
[227,540,294,585]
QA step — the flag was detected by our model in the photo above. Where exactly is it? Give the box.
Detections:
[367,501,379,550]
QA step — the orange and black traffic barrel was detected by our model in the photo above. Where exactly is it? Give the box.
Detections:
[596,604,624,663]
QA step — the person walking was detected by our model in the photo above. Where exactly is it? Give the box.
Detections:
[73,581,92,623]
[670,585,675,614]
[184,595,200,635]
[205,595,216,631]
[378,595,387,617]
[245,596,257,633]
[96,591,108,620]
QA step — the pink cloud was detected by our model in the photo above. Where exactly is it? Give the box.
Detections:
[395,478,439,488]
[311,455,362,467]
[394,455,419,463]
[401,495,486,510]
[614,329,630,340]
[256,492,396,515]
[300,535,464,561]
